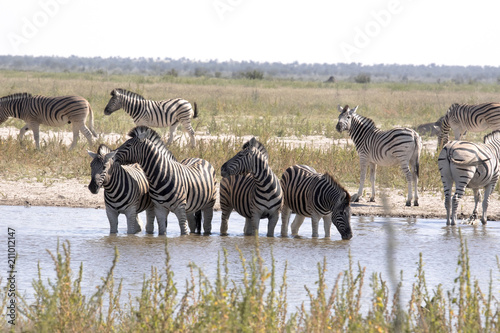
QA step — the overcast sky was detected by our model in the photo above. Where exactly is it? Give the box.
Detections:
[1,0,500,66]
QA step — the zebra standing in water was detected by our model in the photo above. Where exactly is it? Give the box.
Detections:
[336,105,422,206]
[0,93,97,149]
[111,126,216,235]
[280,165,352,240]
[437,102,500,150]
[88,144,155,234]
[438,131,500,225]
[104,88,198,147]
[220,138,282,236]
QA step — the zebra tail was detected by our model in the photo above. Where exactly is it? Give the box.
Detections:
[193,102,198,118]
[415,134,422,178]
[88,103,98,137]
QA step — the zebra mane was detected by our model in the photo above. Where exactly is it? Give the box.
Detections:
[242,137,269,160]
[127,126,177,161]
[113,88,145,100]
[97,144,112,156]
[323,172,350,201]
[354,112,376,129]
[341,105,349,113]
[483,130,500,145]
[0,92,32,102]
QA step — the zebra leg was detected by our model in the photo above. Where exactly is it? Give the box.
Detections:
[481,183,495,224]
[166,123,179,146]
[413,164,419,207]
[173,204,189,235]
[400,162,413,207]
[154,205,169,235]
[266,211,280,237]
[69,125,81,150]
[369,163,377,202]
[145,205,156,234]
[323,214,332,238]
[451,185,467,226]
[32,123,41,150]
[124,207,142,234]
[352,160,368,202]
[78,122,95,148]
[280,205,291,237]
[471,189,481,220]
[187,212,198,234]
[105,207,120,234]
[182,121,196,148]
[220,208,232,236]
[310,214,322,237]
[202,207,213,235]
[290,215,306,237]
[243,218,254,236]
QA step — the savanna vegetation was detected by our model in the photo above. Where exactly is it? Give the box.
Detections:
[1,70,500,193]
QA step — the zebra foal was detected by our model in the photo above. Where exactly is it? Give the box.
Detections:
[438,131,500,225]
[104,88,198,147]
[111,126,216,235]
[88,144,155,234]
[336,105,422,206]
[220,138,282,237]
[437,102,500,150]
[280,165,352,240]
[0,93,97,149]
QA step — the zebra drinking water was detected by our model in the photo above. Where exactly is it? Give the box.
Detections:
[104,88,198,147]
[220,138,282,237]
[110,126,216,235]
[438,131,500,225]
[0,93,97,149]
[280,165,352,240]
[336,105,422,206]
[88,144,155,234]
[437,102,500,150]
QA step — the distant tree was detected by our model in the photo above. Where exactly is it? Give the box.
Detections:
[324,76,335,83]
[354,73,371,83]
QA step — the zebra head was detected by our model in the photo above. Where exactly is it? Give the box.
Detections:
[87,144,115,194]
[104,89,124,115]
[336,105,359,133]
[436,113,451,151]
[324,173,353,240]
[221,137,267,177]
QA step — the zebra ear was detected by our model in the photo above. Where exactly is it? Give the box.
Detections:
[87,150,98,159]
[337,104,344,113]
[351,106,359,114]
[104,151,116,163]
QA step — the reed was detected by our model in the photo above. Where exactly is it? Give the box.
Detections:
[1,235,498,332]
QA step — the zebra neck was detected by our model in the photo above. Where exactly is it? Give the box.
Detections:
[102,163,121,188]
[122,98,150,119]
[349,115,378,148]
[250,160,274,185]
[3,99,27,119]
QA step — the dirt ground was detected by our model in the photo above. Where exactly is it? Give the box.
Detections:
[1,126,499,223]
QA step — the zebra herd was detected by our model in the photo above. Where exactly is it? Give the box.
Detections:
[1,89,500,236]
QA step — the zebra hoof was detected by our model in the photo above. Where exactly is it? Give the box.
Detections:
[405,201,411,207]
[414,201,419,207]
[369,197,375,202]
[350,194,360,202]
[203,231,211,236]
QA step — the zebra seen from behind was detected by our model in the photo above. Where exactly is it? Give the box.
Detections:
[88,144,155,234]
[336,105,422,206]
[437,102,500,150]
[220,137,282,237]
[280,165,352,240]
[438,131,500,225]
[104,88,198,147]
[0,93,97,149]
[110,126,216,235]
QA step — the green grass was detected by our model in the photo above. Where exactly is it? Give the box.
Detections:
[1,234,498,332]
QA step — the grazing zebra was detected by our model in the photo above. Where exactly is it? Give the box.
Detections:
[220,138,282,236]
[437,102,500,150]
[88,144,155,234]
[111,126,216,235]
[336,105,422,206]
[104,88,198,147]
[280,165,352,240]
[438,131,500,225]
[0,93,97,149]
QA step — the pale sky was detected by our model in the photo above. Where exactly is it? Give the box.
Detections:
[1,0,500,67]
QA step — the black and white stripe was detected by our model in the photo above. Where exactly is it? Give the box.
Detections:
[111,126,216,235]
[88,144,155,234]
[104,88,198,147]
[336,105,422,206]
[437,102,500,150]
[0,92,97,149]
[220,138,282,236]
[438,131,500,225]
[280,165,352,240]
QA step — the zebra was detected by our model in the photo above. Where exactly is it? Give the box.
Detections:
[0,92,97,149]
[336,105,422,206]
[280,164,352,240]
[88,144,155,234]
[104,88,198,147]
[437,102,500,150]
[220,137,282,237]
[110,126,216,235]
[438,131,500,225]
